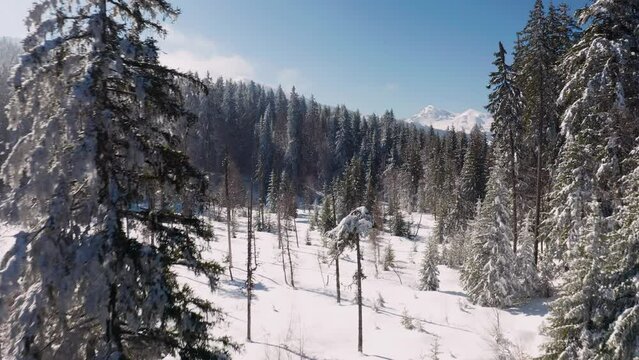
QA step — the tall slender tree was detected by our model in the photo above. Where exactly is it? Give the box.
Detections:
[328,207,372,353]
[285,87,302,189]
[517,0,553,264]
[487,42,524,253]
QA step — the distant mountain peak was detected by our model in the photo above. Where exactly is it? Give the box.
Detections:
[414,105,454,121]
[404,105,492,134]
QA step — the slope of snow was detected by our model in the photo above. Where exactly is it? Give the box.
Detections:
[405,105,493,134]
[0,212,549,359]
[184,212,547,359]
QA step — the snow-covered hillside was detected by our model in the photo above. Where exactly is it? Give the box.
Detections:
[405,105,493,134]
[0,212,549,360]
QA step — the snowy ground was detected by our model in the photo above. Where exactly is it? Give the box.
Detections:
[0,212,549,359]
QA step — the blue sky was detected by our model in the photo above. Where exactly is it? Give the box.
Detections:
[1,0,588,117]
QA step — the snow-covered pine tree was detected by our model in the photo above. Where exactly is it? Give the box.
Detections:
[335,106,355,174]
[285,86,302,189]
[383,243,396,271]
[419,237,440,291]
[443,125,487,239]
[461,151,520,308]
[541,201,608,359]
[444,200,480,269]
[542,0,639,274]
[318,190,335,234]
[515,0,560,264]
[0,1,234,358]
[266,169,280,213]
[328,207,372,353]
[256,104,274,229]
[389,206,409,237]
[335,156,364,221]
[0,38,20,165]
[486,41,523,253]
[602,143,639,358]
[517,216,540,298]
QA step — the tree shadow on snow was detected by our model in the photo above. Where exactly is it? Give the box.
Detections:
[504,297,549,317]
[217,278,270,300]
[252,340,317,359]
[366,304,473,334]
[362,353,393,360]
[439,289,467,298]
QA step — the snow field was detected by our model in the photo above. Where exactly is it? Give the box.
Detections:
[175,211,549,359]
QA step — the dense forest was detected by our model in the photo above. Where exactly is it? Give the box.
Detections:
[0,0,638,359]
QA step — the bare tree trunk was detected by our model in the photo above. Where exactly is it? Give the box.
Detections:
[371,231,379,277]
[246,187,253,341]
[331,190,340,303]
[285,219,295,288]
[509,128,519,254]
[356,233,363,353]
[335,252,341,304]
[533,64,545,266]
[225,159,233,280]
[253,217,258,267]
[278,212,288,285]
[277,211,282,249]
[533,105,543,265]
[412,213,423,238]
[293,218,300,248]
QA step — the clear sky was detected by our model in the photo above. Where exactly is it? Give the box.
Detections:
[1,0,588,118]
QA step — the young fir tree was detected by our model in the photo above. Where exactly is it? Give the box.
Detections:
[517,216,540,298]
[318,191,336,234]
[486,41,523,253]
[541,201,608,359]
[461,151,520,308]
[0,1,234,358]
[383,243,396,271]
[419,237,440,291]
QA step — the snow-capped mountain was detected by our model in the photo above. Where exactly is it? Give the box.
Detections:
[404,105,493,134]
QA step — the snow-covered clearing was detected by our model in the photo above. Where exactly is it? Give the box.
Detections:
[0,212,549,359]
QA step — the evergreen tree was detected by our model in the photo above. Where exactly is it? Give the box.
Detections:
[0,1,233,358]
[487,41,524,253]
[462,151,520,308]
[335,106,354,164]
[285,87,302,188]
[445,125,487,237]
[257,104,274,206]
[419,237,440,291]
[328,207,373,353]
[389,207,409,237]
[383,243,396,271]
[516,0,558,264]
[0,38,20,165]
[541,201,608,359]
[517,216,540,298]
[318,191,336,234]
[543,0,639,272]
[603,145,639,358]
[267,170,280,213]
